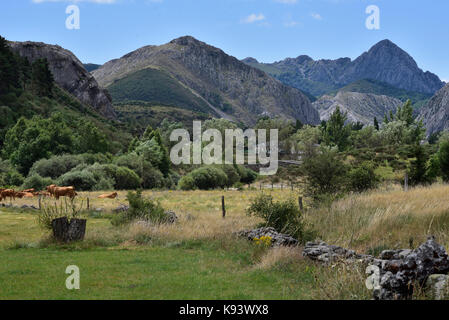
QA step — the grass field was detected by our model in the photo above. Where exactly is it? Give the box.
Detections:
[1,185,448,300]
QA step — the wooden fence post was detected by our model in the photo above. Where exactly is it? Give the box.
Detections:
[404,172,409,192]
[222,196,226,219]
[298,196,303,211]
[87,197,90,210]
[38,195,42,210]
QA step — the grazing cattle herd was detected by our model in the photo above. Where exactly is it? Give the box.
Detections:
[0,185,80,202]
[0,185,120,203]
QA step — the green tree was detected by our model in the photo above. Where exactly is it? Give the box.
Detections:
[438,140,449,182]
[31,58,54,97]
[322,107,351,151]
[374,117,380,131]
[301,147,348,197]
[2,114,74,174]
[409,145,429,185]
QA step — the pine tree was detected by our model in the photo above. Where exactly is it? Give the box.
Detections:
[31,58,54,97]
[374,117,379,131]
[322,106,351,151]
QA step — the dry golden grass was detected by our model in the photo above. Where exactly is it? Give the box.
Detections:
[3,189,303,242]
[306,183,449,253]
[255,246,303,270]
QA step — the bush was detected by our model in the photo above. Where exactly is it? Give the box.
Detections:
[246,194,304,240]
[22,174,53,191]
[29,154,84,179]
[102,164,141,190]
[112,190,166,226]
[141,166,164,189]
[235,165,258,184]
[220,165,240,187]
[178,175,196,191]
[348,161,379,192]
[57,170,97,190]
[177,166,227,190]
[301,147,348,199]
[92,176,116,191]
[0,160,24,187]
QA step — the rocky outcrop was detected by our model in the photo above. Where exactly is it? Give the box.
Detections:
[9,41,116,119]
[93,36,319,126]
[303,240,373,264]
[245,40,443,97]
[418,83,449,136]
[314,91,401,125]
[237,227,299,247]
[303,237,449,300]
[369,237,449,300]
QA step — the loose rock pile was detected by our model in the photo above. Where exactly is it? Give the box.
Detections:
[369,236,449,300]
[303,236,449,300]
[238,227,298,247]
[303,240,373,264]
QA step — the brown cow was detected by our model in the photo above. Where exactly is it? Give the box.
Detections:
[14,192,26,199]
[1,189,16,201]
[46,185,57,197]
[22,192,35,198]
[54,186,77,200]
[98,192,118,199]
[22,188,35,193]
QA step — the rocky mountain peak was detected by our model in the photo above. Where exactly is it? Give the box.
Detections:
[242,57,259,64]
[8,41,116,119]
[93,36,319,126]
[418,83,449,135]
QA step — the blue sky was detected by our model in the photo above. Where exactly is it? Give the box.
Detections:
[1,0,448,81]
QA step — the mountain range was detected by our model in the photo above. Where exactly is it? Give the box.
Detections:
[92,36,319,126]
[4,35,449,136]
[243,39,444,97]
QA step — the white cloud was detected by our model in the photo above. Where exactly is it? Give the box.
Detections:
[241,13,266,24]
[32,0,117,3]
[310,13,323,20]
[284,21,298,27]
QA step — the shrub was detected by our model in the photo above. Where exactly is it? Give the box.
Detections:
[236,165,258,184]
[38,198,83,230]
[178,175,196,190]
[22,174,53,191]
[177,166,227,190]
[0,160,24,187]
[112,190,166,226]
[301,147,348,198]
[57,170,97,190]
[220,165,240,187]
[92,176,116,191]
[348,161,379,192]
[246,193,304,240]
[29,154,84,179]
[141,166,164,189]
[103,165,141,190]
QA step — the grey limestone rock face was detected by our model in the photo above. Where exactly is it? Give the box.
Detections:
[93,36,319,126]
[418,83,449,136]
[9,41,116,120]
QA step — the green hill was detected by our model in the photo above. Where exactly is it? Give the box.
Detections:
[0,36,130,151]
[107,67,217,116]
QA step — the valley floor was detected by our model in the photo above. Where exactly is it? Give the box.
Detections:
[1,186,449,300]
